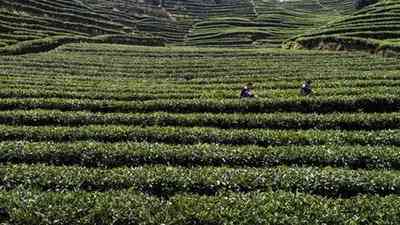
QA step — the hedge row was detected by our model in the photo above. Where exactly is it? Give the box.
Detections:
[0,88,209,101]
[0,142,398,169]
[1,190,400,225]
[1,110,400,130]
[0,125,399,145]
[1,86,397,102]
[55,42,342,55]
[0,35,165,55]
[1,57,391,77]
[1,60,394,80]
[3,78,399,93]
[0,96,399,113]
[2,54,372,70]
[1,0,124,33]
[2,69,399,86]
[1,82,400,100]
[2,164,400,197]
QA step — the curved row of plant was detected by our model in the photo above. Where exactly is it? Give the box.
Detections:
[3,70,400,87]
[2,164,400,197]
[2,45,389,66]
[0,141,399,169]
[0,0,192,51]
[0,87,399,101]
[2,78,400,96]
[3,85,400,100]
[3,75,400,93]
[0,96,399,113]
[286,0,400,55]
[0,125,399,146]
[1,110,400,130]
[55,42,346,56]
[5,52,372,67]
[2,56,390,76]
[1,190,399,224]
[0,35,165,55]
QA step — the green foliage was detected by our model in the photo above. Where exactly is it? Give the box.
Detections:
[0,35,165,55]
[0,96,399,113]
[289,0,400,54]
[1,190,400,224]
[0,43,399,223]
[0,0,357,50]
[0,142,399,169]
[0,124,399,146]
[1,110,400,130]
[2,164,400,197]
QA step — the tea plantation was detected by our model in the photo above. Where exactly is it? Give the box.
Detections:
[288,0,400,55]
[0,42,400,224]
[1,0,400,224]
[0,0,356,51]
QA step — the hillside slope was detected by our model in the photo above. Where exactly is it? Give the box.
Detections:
[0,0,184,53]
[286,0,400,56]
[185,0,355,47]
[4,0,399,54]
[0,0,358,53]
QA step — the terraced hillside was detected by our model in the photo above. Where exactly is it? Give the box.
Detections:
[0,0,259,50]
[0,0,359,52]
[185,0,355,47]
[1,43,400,223]
[0,0,187,51]
[287,0,400,55]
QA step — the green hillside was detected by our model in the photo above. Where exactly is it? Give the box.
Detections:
[4,0,400,54]
[0,0,361,52]
[185,0,351,47]
[287,0,400,56]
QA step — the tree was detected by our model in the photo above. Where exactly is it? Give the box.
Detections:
[352,0,378,10]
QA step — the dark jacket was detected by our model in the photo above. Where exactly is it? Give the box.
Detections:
[300,83,312,96]
[240,87,254,98]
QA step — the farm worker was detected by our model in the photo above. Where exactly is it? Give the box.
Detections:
[240,83,256,98]
[0,207,9,220]
[300,80,313,96]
